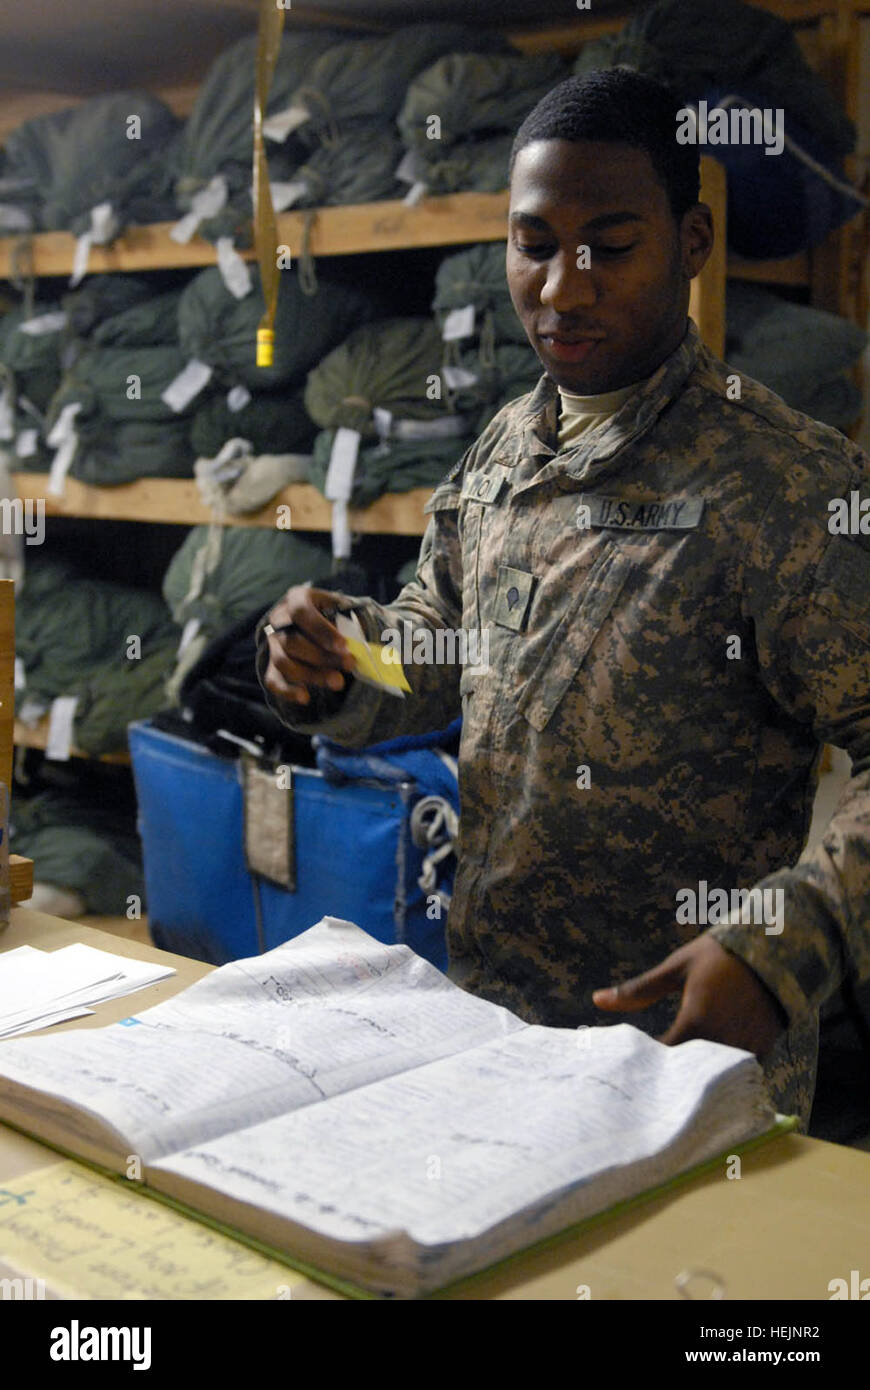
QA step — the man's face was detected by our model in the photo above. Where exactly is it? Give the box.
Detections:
[506,138,708,394]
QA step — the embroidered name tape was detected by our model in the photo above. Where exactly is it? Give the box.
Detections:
[578,495,705,530]
[460,468,507,505]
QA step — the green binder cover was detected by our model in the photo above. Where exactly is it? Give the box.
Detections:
[0,1112,798,1301]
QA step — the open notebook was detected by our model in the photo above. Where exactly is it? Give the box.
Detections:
[0,918,788,1298]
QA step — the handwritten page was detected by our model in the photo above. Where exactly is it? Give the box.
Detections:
[0,1161,299,1299]
[152,1024,775,1295]
[0,918,525,1163]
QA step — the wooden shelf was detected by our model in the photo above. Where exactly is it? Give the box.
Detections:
[0,191,513,277]
[14,717,131,765]
[0,185,812,287]
[12,473,432,533]
[10,854,34,906]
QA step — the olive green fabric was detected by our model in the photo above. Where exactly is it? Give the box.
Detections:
[791,377,863,431]
[47,284,193,483]
[287,125,403,207]
[0,303,65,412]
[40,300,198,482]
[90,291,182,348]
[6,440,53,475]
[72,417,195,485]
[290,23,505,142]
[433,243,528,348]
[49,345,190,426]
[725,281,867,428]
[3,92,180,234]
[178,264,382,391]
[62,275,155,338]
[408,133,512,196]
[16,556,179,704]
[573,0,855,156]
[190,385,316,459]
[304,317,458,439]
[0,108,71,229]
[162,525,334,639]
[10,790,144,916]
[452,344,543,432]
[73,639,179,755]
[309,428,464,508]
[399,51,567,150]
[44,343,197,482]
[170,28,348,243]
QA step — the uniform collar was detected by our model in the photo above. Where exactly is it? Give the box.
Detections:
[506,318,702,471]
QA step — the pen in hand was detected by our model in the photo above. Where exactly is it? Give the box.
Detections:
[264,583,343,638]
[264,608,341,639]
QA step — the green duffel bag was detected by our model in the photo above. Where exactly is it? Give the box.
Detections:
[450,343,543,433]
[17,556,179,704]
[305,317,458,440]
[408,133,512,195]
[283,124,404,208]
[309,428,466,508]
[48,344,192,426]
[572,0,854,156]
[0,303,65,411]
[433,242,527,349]
[178,264,383,391]
[399,50,567,150]
[170,27,349,242]
[7,91,180,234]
[163,525,334,640]
[71,417,195,485]
[288,23,505,141]
[73,640,180,755]
[191,385,317,460]
[90,291,182,348]
[63,274,155,337]
[10,789,145,916]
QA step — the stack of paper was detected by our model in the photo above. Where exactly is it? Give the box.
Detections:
[0,943,175,1038]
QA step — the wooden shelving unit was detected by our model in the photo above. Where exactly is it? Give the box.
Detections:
[0,192,514,277]
[14,716,131,765]
[4,157,727,535]
[0,185,814,288]
[11,473,432,534]
[1,0,866,766]
[0,581,35,898]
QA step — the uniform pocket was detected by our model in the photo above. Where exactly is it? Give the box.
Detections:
[515,542,633,732]
[814,537,870,647]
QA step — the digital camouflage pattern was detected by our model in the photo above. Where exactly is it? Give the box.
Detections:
[256,317,870,1129]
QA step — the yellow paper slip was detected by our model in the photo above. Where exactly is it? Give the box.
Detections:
[0,1161,301,1300]
[335,612,411,696]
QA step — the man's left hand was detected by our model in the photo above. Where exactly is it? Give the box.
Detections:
[592,934,788,1057]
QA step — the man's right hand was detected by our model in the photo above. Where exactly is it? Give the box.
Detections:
[262,586,358,708]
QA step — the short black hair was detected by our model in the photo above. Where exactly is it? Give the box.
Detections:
[509,68,700,223]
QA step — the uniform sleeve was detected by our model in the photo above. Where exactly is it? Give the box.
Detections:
[707,448,870,1026]
[254,472,467,748]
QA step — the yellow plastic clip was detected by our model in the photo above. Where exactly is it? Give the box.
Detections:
[256,328,275,368]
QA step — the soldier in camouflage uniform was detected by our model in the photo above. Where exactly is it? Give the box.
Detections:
[258,71,870,1130]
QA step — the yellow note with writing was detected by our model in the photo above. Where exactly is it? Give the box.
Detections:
[0,1161,302,1300]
